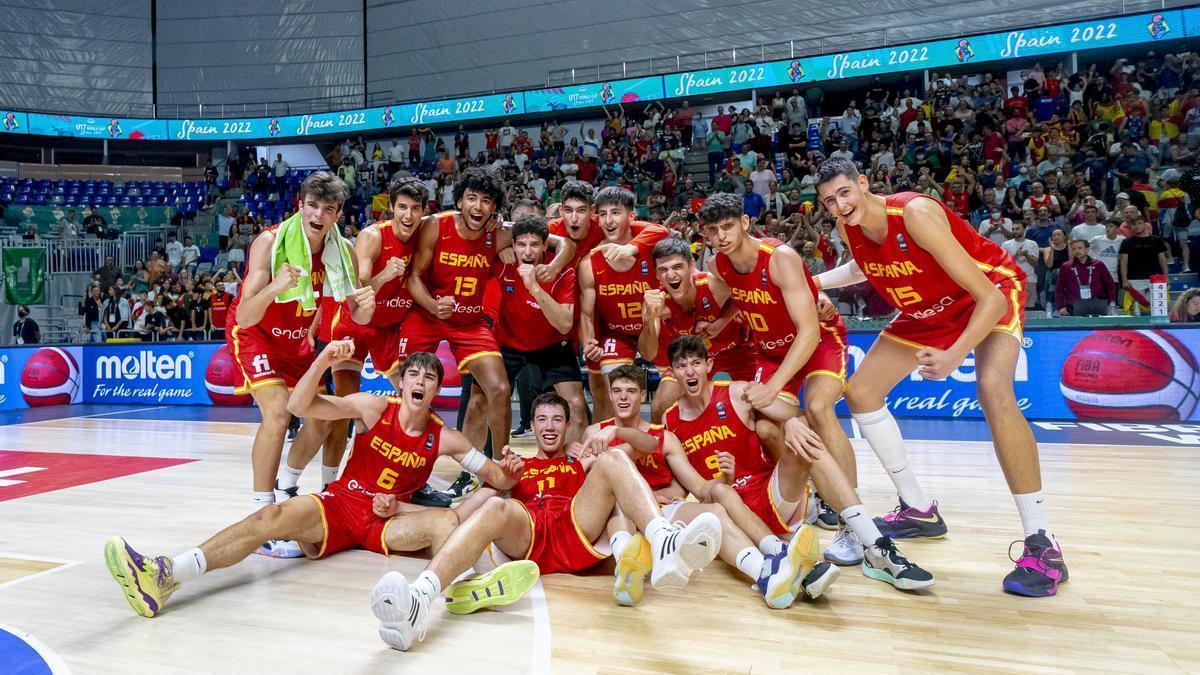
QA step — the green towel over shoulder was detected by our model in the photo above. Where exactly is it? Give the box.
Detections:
[269,211,356,311]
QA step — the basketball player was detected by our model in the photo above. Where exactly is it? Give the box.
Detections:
[586,365,838,608]
[493,214,588,441]
[369,392,723,652]
[665,335,933,590]
[103,343,523,618]
[403,168,573,496]
[225,172,375,556]
[638,237,755,422]
[277,177,435,505]
[577,187,661,419]
[814,157,1067,597]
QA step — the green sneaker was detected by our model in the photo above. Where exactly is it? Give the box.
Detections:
[104,536,180,617]
[444,560,540,615]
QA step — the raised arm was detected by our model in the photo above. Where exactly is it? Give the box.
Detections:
[287,339,388,425]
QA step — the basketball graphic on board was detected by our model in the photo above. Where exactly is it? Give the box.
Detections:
[20,347,82,407]
[432,342,462,410]
[1060,330,1200,421]
[205,345,251,406]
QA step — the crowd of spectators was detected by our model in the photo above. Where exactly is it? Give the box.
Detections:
[55,44,1200,345]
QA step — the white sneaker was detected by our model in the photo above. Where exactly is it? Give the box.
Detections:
[823,525,864,566]
[801,561,841,599]
[254,539,304,558]
[371,571,433,652]
[804,493,820,526]
[649,513,722,590]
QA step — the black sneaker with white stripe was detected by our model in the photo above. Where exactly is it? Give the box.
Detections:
[862,536,935,590]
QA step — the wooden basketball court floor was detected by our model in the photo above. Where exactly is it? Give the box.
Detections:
[0,405,1197,674]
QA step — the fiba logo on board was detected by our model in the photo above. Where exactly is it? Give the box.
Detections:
[1061,330,1200,421]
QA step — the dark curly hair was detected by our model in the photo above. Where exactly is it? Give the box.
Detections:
[388,176,427,207]
[697,192,743,225]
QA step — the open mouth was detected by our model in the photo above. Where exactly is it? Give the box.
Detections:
[539,431,559,446]
[667,280,683,291]
[686,378,700,389]
[615,400,633,414]
[307,221,323,234]
[840,208,855,221]
[520,257,537,265]
[410,389,426,403]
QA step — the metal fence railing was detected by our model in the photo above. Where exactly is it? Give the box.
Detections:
[0,233,158,275]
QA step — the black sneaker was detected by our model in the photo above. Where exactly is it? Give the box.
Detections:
[273,479,298,503]
[443,471,481,502]
[815,497,840,530]
[511,424,531,438]
[411,483,452,508]
[862,536,935,590]
[286,416,300,442]
[800,561,841,599]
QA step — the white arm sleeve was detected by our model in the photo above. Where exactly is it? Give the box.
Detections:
[459,448,487,473]
[815,259,867,290]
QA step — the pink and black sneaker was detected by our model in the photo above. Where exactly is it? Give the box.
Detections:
[1003,530,1067,597]
[873,498,948,539]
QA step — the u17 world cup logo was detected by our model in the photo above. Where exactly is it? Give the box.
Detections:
[955,39,975,63]
[788,60,805,82]
[1148,14,1170,39]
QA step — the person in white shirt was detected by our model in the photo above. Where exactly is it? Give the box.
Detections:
[978,210,1013,245]
[580,124,600,159]
[1089,220,1126,280]
[422,176,438,206]
[499,121,517,152]
[181,236,201,276]
[165,233,184,272]
[560,154,579,180]
[217,206,235,248]
[527,174,547,199]
[1002,222,1042,308]
[829,140,854,163]
[748,159,775,198]
[272,153,290,178]
[1069,204,1106,242]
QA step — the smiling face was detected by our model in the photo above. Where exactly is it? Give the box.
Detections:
[608,377,644,423]
[390,193,426,241]
[596,202,632,243]
[816,172,872,224]
[458,188,496,231]
[532,401,568,455]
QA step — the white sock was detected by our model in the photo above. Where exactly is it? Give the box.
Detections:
[277,464,303,491]
[414,570,441,597]
[1013,491,1050,540]
[840,504,881,546]
[450,567,477,584]
[644,517,671,544]
[852,406,931,510]
[609,531,632,560]
[735,547,765,581]
[320,464,340,487]
[251,491,275,510]
[171,548,206,583]
[758,534,785,556]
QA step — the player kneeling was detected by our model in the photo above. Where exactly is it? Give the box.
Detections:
[103,341,522,618]
[369,392,722,652]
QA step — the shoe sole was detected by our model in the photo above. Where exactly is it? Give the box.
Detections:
[254,540,305,558]
[803,563,841,599]
[103,537,158,618]
[1002,580,1058,597]
[822,548,864,566]
[613,534,652,607]
[445,560,540,615]
[873,518,948,540]
[861,562,935,591]
[765,524,820,610]
[651,513,722,590]
[816,517,840,531]
[370,572,418,651]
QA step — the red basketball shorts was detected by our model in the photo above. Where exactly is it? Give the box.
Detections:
[305,484,392,558]
[732,468,794,536]
[398,311,500,374]
[881,280,1025,352]
[584,333,639,375]
[331,315,403,376]
[228,325,315,395]
[754,325,849,406]
[515,496,607,574]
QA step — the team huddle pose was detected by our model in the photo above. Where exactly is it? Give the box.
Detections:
[103,158,1066,654]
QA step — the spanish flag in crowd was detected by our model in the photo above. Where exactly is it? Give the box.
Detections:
[816,234,836,268]
[1132,181,1159,223]
[370,193,390,220]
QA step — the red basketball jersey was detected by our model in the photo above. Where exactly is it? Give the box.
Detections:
[419,212,497,326]
[714,238,840,359]
[843,192,1025,320]
[332,398,443,501]
[368,220,417,327]
[227,225,326,348]
[658,271,749,361]
[494,263,575,352]
[590,248,658,337]
[600,418,673,489]
[664,382,774,481]
[509,454,588,504]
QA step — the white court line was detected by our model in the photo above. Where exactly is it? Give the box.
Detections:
[0,406,168,429]
[0,622,72,674]
[0,552,82,591]
[528,579,552,675]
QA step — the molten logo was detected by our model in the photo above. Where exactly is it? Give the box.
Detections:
[96,351,194,380]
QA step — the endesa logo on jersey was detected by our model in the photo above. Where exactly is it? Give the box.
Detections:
[88,344,220,405]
